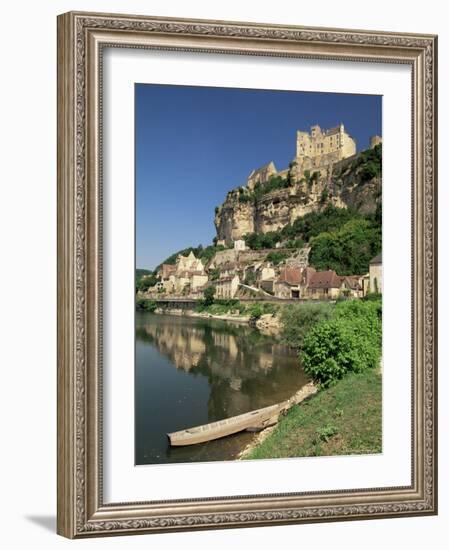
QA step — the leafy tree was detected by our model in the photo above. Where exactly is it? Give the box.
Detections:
[300,298,382,387]
[285,238,304,249]
[266,251,289,265]
[135,268,151,281]
[356,143,382,181]
[309,218,381,275]
[136,274,158,292]
[135,298,158,312]
[202,286,216,306]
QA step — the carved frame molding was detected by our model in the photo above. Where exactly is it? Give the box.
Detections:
[57,11,438,538]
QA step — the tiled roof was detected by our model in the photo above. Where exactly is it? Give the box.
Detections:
[278,267,302,286]
[342,276,362,291]
[308,270,342,289]
[249,161,276,177]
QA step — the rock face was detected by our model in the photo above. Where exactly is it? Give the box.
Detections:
[214,152,381,244]
[255,314,282,337]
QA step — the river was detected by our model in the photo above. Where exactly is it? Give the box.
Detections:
[135,312,308,465]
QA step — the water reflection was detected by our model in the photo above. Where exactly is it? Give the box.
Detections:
[135,313,308,465]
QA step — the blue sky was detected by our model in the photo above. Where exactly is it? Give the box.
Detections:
[135,84,381,270]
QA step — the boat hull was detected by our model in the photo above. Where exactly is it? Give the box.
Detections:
[167,402,287,446]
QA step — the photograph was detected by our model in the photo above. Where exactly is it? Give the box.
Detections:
[54,9,437,539]
[134,84,383,466]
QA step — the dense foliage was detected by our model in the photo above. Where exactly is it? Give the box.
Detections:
[300,298,382,388]
[357,143,382,182]
[245,302,278,320]
[135,298,158,312]
[265,251,289,265]
[135,270,158,292]
[135,268,151,281]
[309,218,381,275]
[283,204,364,242]
[243,231,283,250]
[243,205,381,275]
[280,303,334,349]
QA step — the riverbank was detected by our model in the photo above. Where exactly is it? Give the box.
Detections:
[241,367,382,460]
[153,306,283,335]
[154,306,250,324]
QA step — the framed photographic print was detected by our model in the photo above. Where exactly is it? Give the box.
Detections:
[57,11,438,538]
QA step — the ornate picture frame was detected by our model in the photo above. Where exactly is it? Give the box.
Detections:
[57,11,438,538]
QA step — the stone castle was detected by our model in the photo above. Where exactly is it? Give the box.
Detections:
[215,123,382,244]
[247,123,369,191]
[296,123,356,170]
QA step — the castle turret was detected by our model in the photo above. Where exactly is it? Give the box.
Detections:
[370,135,382,148]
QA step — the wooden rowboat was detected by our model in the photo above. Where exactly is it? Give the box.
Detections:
[167,401,288,446]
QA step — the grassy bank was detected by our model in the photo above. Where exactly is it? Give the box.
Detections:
[245,367,382,460]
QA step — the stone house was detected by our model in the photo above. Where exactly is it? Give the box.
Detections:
[155,251,208,295]
[260,265,276,281]
[218,261,239,279]
[233,239,247,251]
[274,267,303,299]
[214,275,241,299]
[369,252,382,294]
[158,263,176,281]
[307,270,344,299]
[340,276,363,298]
[305,270,362,299]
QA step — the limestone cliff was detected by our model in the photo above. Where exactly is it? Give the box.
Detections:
[215,150,381,243]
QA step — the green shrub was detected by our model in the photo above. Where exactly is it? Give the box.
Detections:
[280,303,333,349]
[300,299,382,387]
[266,251,289,265]
[200,286,216,307]
[363,292,382,302]
[135,299,157,312]
[136,273,158,292]
[285,238,304,249]
[245,302,278,320]
[316,424,338,442]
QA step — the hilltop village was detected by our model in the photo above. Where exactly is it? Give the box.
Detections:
[138,123,383,303]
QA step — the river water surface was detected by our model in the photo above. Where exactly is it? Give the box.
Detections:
[135,312,308,465]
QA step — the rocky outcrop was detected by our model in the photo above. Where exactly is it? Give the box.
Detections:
[255,314,282,337]
[214,200,255,244]
[214,151,381,244]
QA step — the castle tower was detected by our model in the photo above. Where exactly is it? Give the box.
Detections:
[370,135,382,148]
[295,123,356,171]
